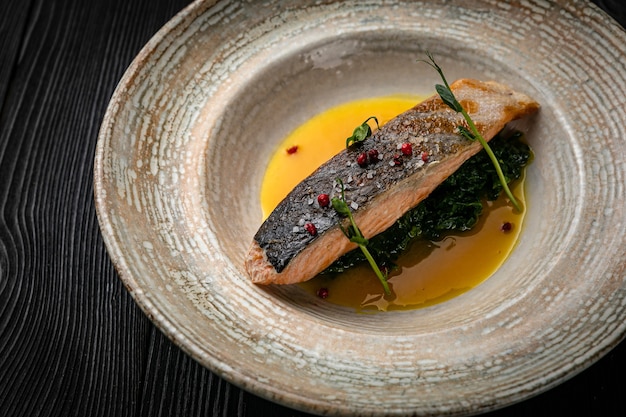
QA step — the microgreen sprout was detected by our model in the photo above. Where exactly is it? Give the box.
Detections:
[420,52,522,211]
[331,179,391,295]
[346,116,379,148]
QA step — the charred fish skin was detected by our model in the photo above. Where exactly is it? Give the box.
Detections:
[255,119,463,271]
[247,79,539,285]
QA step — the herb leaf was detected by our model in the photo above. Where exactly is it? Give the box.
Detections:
[435,84,462,112]
[350,235,369,246]
[346,116,379,148]
[331,195,351,218]
[457,125,475,141]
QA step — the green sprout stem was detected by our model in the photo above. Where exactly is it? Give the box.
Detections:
[358,244,391,295]
[332,179,391,295]
[460,109,522,212]
[423,52,522,212]
[343,211,391,296]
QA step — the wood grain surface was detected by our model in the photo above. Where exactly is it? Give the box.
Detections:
[0,0,624,416]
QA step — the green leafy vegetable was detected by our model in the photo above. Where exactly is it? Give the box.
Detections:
[435,84,462,112]
[345,116,379,148]
[457,125,475,141]
[421,52,522,211]
[331,179,391,295]
[323,130,531,275]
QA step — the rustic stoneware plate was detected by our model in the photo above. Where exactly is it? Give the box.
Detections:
[94,0,626,415]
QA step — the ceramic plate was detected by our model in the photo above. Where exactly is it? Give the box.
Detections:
[94,1,626,415]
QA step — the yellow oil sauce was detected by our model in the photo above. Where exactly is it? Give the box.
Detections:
[260,95,526,312]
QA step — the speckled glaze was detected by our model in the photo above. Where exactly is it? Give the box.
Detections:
[94,1,626,416]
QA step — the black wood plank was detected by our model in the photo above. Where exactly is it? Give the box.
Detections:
[0,0,34,112]
[0,1,624,417]
[0,0,193,416]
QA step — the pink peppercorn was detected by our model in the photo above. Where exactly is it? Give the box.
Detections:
[304,223,317,236]
[317,287,329,299]
[501,222,513,232]
[368,149,379,162]
[286,145,298,154]
[421,151,429,162]
[317,193,330,208]
[357,152,368,167]
[401,142,413,156]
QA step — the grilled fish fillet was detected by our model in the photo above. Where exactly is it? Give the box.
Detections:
[246,79,539,285]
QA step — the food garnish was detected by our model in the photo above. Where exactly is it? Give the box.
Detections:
[345,116,379,147]
[331,179,391,295]
[421,53,522,211]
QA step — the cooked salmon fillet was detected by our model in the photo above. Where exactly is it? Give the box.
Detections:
[246,79,539,285]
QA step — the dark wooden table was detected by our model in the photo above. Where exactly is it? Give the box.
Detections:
[1,1,625,416]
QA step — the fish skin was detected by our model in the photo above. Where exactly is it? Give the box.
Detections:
[246,79,540,285]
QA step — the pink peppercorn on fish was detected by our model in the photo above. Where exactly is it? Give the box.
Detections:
[246,79,540,285]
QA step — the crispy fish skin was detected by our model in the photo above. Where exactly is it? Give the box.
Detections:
[246,79,540,285]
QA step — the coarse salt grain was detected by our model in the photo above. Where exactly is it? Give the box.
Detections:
[350,202,359,210]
